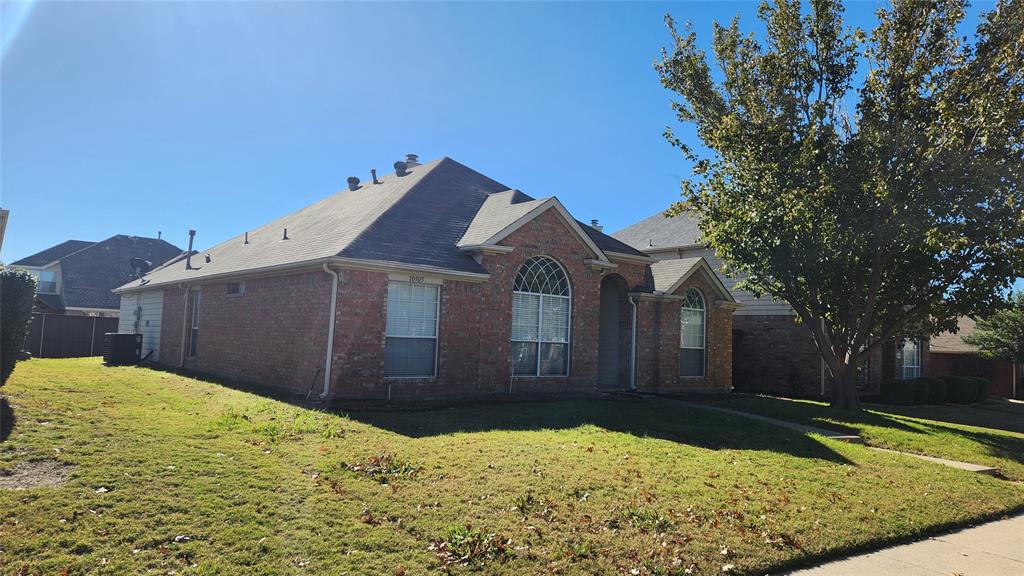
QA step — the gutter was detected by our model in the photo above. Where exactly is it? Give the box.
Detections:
[319,263,340,400]
[629,295,638,391]
[178,283,190,368]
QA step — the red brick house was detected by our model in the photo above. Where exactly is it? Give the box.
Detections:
[114,156,737,401]
[930,317,1022,399]
[613,211,927,398]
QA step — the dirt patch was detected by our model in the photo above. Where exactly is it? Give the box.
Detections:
[0,459,73,490]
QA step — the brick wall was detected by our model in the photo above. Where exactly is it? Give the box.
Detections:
[154,208,736,401]
[160,271,332,395]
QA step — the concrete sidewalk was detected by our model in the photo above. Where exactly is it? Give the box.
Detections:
[787,514,1024,575]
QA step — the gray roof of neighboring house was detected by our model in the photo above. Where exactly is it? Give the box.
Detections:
[59,235,183,309]
[35,293,65,313]
[611,209,703,251]
[12,239,94,267]
[118,157,642,292]
[930,316,980,354]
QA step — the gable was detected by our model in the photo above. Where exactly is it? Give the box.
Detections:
[648,257,735,303]
[494,203,606,261]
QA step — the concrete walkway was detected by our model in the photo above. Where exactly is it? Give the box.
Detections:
[786,514,1024,575]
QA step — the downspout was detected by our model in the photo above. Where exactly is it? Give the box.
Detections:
[319,263,340,400]
[179,284,190,368]
[629,295,638,391]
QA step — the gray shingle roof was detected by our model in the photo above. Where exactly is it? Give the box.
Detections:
[12,240,94,267]
[930,317,980,354]
[59,235,182,309]
[648,258,703,292]
[118,157,644,292]
[612,210,703,251]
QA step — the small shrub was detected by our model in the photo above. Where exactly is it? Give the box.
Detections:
[881,379,917,405]
[622,507,673,533]
[922,376,948,404]
[343,453,418,484]
[971,377,991,402]
[878,379,898,403]
[1,267,36,386]
[942,376,978,404]
[912,378,931,404]
[432,525,509,567]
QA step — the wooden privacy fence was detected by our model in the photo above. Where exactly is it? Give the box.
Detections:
[26,313,119,358]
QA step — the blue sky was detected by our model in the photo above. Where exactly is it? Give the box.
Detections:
[1,0,1016,289]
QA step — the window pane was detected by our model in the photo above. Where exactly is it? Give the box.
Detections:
[540,295,569,342]
[511,341,538,375]
[680,348,704,377]
[384,337,436,377]
[387,282,438,337]
[540,342,568,376]
[512,293,540,341]
[681,308,704,348]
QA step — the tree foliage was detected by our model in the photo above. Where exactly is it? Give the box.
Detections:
[963,291,1024,364]
[1,266,37,386]
[656,0,1024,409]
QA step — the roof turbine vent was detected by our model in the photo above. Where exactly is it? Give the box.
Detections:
[347,176,361,191]
[394,161,408,177]
[405,154,420,167]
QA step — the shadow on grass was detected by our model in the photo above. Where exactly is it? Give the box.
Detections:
[139,364,852,464]
[717,395,1024,469]
[347,397,854,465]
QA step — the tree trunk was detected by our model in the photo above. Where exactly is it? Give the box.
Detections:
[830,360,862,411]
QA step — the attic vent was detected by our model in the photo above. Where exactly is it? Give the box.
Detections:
[371,169,380,184]
[394,161,408,177]
[405,154,420,167]
[347,176,360,191]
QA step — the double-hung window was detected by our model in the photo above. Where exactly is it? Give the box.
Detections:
[188,290,201,357]
[899,338,921,379]
[384,281,439,377]
[33,270,58,293]
[680,288,705,377]
[511,256,571,376]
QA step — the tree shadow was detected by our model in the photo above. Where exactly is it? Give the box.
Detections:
[0,398,15,442]
[347,397,854,465]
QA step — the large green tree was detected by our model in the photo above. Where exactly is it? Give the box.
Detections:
[657,0,1024,409]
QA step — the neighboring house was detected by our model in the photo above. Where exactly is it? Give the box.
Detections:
[613,211,927,398]
[115,156,738,401]
[12,235,182,317]
[930,316,1022,399]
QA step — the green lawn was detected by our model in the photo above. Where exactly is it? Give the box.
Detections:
[713,395,1024,482]
[1,359,1022,575]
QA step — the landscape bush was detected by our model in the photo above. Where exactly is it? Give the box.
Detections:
[1,267,36,386]
[920,376,948,404]
[970,377,991,402]
[942,376,978,404]
[912,378,932,404]
[880,379,917,405]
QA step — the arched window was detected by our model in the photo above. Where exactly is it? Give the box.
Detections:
[511,256,571,376]
[680,288,705,377]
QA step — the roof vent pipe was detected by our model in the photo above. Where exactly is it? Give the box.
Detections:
[591,219,603,232]
[371,169,380,184]
[185,229,196,270]
[283,228,289,240]
[244,231,249,244]
[346,176,360,191]
[205,254,211,263]
[405,154,420,167]
[394,161,408,177]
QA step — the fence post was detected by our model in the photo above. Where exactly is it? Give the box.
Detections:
[38,314,46,358]
[89,316,98,356]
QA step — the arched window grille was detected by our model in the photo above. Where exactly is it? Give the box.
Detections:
[680,287,705,377]
[511,256,571,376]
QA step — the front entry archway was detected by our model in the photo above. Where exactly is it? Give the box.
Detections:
[597,274,629,389]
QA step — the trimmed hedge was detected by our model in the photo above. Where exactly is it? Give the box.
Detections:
[971,377,991,402]
[942,375,978,404]
[880,379,917,405]
[912,378,932,405]
[921,376,948,404]
[1,267,36,386]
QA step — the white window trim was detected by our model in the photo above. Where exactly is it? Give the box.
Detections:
[680,288,706,378]
[900,338,921,380]
[384,280,441,379]
[510,256,572,378]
